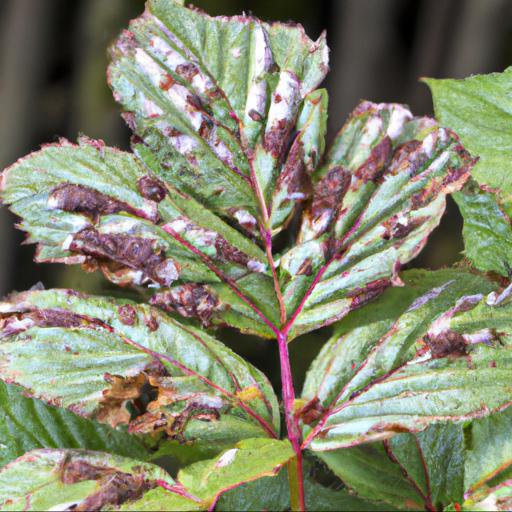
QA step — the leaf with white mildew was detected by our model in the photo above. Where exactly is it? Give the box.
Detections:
[0,289,280,457]
[299,268,512,450]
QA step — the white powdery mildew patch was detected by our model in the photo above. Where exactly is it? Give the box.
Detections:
[357,115,383,156]
[427,293,483,337]
[215,448,239,468]
[211,135,235,168]
[154,259,180,286]
[265,71,301,136]
[247,260,267,273]
[233,209,257,229]
[386,105,413,140]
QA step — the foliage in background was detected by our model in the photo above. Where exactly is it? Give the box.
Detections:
[0,0,512,510]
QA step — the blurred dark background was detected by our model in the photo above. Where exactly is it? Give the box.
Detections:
[1,0,511,389]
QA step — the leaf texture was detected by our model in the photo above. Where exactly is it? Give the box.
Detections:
[426,69,512,277]
[299,268,512,450]
[0,381,150,468]
[0,440,293,511]
[280,103,475,337]
[0,289,279,456]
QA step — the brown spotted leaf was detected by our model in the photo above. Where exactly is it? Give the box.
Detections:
[0,137,283,337]
[108,0,328,236]
[0,289,280,457]
[280,102,475,337]
[299,268,512,451]
[0,440,293,511]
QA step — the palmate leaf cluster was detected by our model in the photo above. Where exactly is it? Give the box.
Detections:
[0,0,511,510]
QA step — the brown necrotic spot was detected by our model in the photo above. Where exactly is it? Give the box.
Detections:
[310,166,351,235]
[118,305,137,326]
[150,284,220,326]
[66,227,179,287]
[348,279,390,310]
[137,175,167,202]
[48,184,140,220]
[354,136,392,182]
[425,330,467,358]
[61,459,151,512]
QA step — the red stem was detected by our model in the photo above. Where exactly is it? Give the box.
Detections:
[277,331,306,511]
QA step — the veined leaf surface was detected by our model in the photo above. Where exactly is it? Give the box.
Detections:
[0,289,279,456]
[299,268,512,450]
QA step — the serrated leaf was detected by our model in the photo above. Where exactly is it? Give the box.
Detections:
[454,181,512,277]
[108,0,328,235]
[0,138,283,337]
[299,268,512,450]
[0,381,150,468]
[318,424,464,511]
[279,102,474,338]
[0,449,182,512]
[0,440,293,511]
[426,68,512,276]
[176,438,293,508]
[0,289,279,456]
[217,453,383,511]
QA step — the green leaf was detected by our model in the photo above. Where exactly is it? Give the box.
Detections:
[279,103,475,338]
[108,0,328,234]
[0,440,293,511]
[217,454,384,511]
[0,137,281,337]
[0,289,279,456]
[317,443,424,510]
[454,181,512,277]
[0,449,184,512]
[318,425,464,511]
[299,268,512,450]
[176,438,293,507]
[425,69,512,214]
[465,408,512,494]
[426,68,512,276]
[0,381,150,468]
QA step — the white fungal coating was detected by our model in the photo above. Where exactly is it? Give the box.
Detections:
[215,448,239,468]
[247,260,267,273]
[266,71,300,134]
[386,106,412,140]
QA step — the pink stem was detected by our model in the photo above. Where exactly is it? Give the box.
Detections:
[277,331,306,511]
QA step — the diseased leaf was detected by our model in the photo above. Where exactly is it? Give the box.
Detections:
[176,438,293,508]
[0,449,182,512]
[0,381,150,468]
[280,102,475,338]
[0,289,279,456]
[0,440,293,511]
[426,69,512,276]
[299,268,512,450]
[108,0,328,235]
[0,138,282,337]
